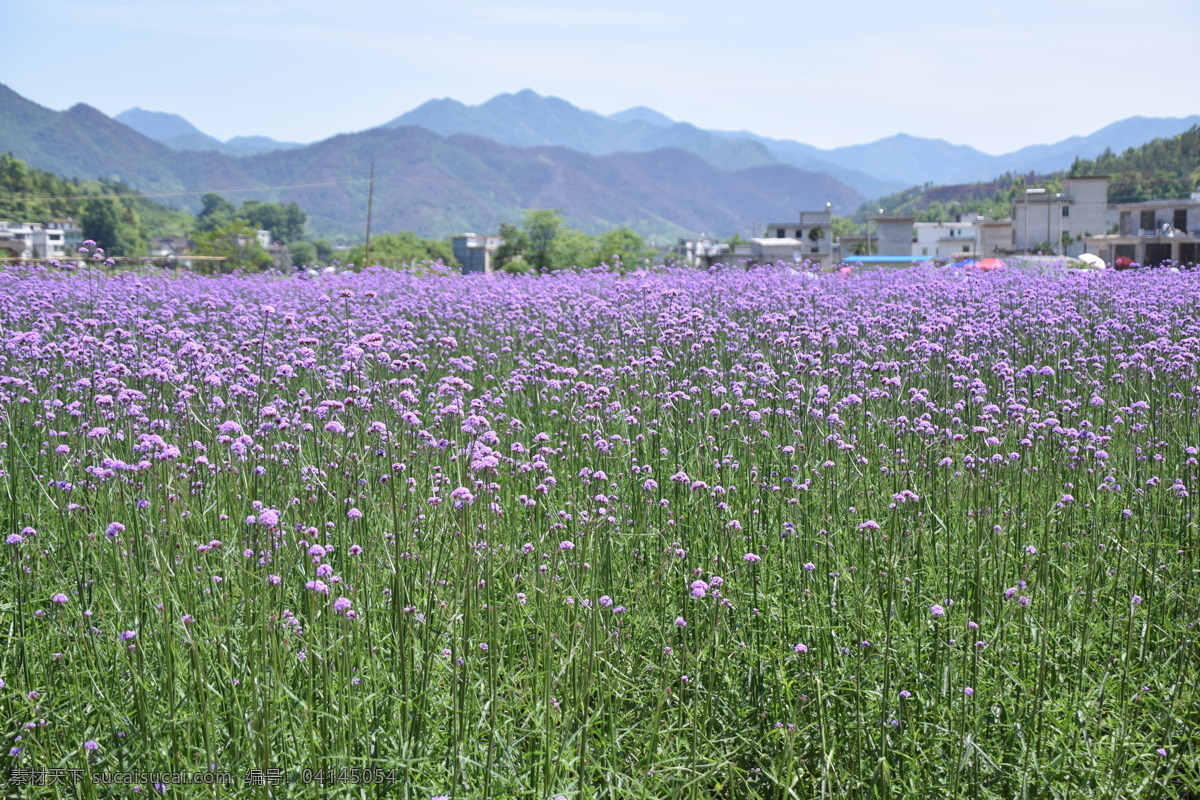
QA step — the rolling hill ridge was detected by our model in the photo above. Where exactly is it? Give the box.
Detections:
[0,83,863,240]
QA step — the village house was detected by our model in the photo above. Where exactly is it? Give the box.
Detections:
[1083,191,1200,266]
[0,219,84,260]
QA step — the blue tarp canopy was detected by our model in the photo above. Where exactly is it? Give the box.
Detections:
[839,256,935,263]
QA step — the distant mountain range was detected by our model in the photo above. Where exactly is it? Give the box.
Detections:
[113,108,304,156]
[0,83,860,240]
[114,89,1200,200]
[383,91,1200,194]
[3,81,1197,240]
[385,91,897,197]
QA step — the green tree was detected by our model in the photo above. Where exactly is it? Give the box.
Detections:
[495,215,654,273]
[726,233,748,247]
[82,198,145,257]
[241,200,306,243]
[494,222,530,271]
[523,209,563,274]
[312,238,333,262]
[831,216,859,239]
[82,199,122,255]
[499,255,533,274]
[342,232,458,268]
[288,240,316,268]
[592,228,653,270]
[196,193,239,233]
[549,227,595,271]
[191,220,273,271]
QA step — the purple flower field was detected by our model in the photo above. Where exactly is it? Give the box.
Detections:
[0,260,1197,797]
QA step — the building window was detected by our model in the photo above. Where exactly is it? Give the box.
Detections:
[1061,206,1069,217]
[776,228,785,238]
[1174,209,1187,232]
[795,230,803,239]
[1140,210,1156,231]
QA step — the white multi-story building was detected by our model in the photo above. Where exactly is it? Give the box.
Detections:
[913,218,979,259]
[672,236,732,268]
[0,220,84,260]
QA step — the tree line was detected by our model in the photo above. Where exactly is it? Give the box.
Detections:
[494,210,654,273]
[854,125,1200,226]
[1069,125,1200,203]
[0,152,192,257]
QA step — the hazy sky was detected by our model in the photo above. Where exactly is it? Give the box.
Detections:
[6,0,1197,155]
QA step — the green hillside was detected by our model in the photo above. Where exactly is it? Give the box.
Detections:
[1,153,194,255]
[857,172,1051,223]
[864,126,1200,224]
[1069,125,1200,202]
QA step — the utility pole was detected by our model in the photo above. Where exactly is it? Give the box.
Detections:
[363,162,375,268]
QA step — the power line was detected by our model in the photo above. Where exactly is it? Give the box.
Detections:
[8,172,853,202]
[9,177,372,202]
[10,170,1195,209]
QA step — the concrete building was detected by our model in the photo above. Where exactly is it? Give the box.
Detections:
[1011,176,1109,255]
[1082,192,1200,266]
[452,233,503,274]
[835,236,866,261]
[761,209,834,266]
[874,216,914,256]
[978,219,1014,258]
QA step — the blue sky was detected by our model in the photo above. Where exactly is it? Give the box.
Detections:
[6,0,1197,155]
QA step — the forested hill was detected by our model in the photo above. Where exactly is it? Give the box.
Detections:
[864,125,1200,222]
[859,173,1041,223]
[0,152,91,223]
[0,153,192,254]
[1069,125,1200,203]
